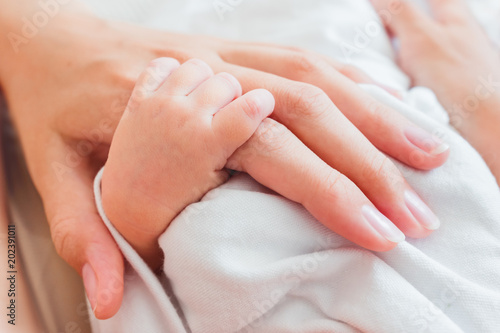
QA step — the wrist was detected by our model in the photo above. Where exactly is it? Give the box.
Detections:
[101,164,176,269]
[465,93,500,134]
[448,81,500,135]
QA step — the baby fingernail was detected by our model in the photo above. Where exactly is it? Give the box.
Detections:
[82,263,99,313]
[362,205,405,243]
[254,89,276,110]
[404,190,441,230]
[405,127,450,156]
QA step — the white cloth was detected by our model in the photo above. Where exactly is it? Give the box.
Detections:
[89,1,500,332]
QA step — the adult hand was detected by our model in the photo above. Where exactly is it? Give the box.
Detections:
[370,0,500,180]
[0,6,448,319]
[370,0,500,133]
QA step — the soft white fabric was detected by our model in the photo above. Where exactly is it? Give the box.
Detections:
[90,1,500,332]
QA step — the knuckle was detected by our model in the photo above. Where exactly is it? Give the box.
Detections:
[229,118,292,170]
[186,58,214,75]
[127,90,144,111]
[305,169,350,208]
[362,153,400,185]
[281,83,331,120]
[338,64,367,82]
[152,46,191,63]
[285,51,323,77]
[363,98,394,131]
[252,118,291,152]
[152,98,175,117]
[216,72,242,93]
[365,98,390,116]
[322,170,345,200]
[169,105,194,128]
[338,63,354,74]
[49,215,76,262]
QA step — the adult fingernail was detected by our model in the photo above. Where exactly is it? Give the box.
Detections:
[404,190,441,230]
[405,127,450,156]
[362,205,406,243]
[82,263,99,313]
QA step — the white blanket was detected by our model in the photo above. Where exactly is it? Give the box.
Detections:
[89,1,500,332]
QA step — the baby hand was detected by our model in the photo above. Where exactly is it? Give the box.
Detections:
[101,58,275,268]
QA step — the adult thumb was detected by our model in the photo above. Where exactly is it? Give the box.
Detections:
[40,158,124,320]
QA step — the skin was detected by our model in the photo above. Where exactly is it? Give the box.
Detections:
[102,58,277,270]
[0,1,448,319]
[370,0,500,183]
